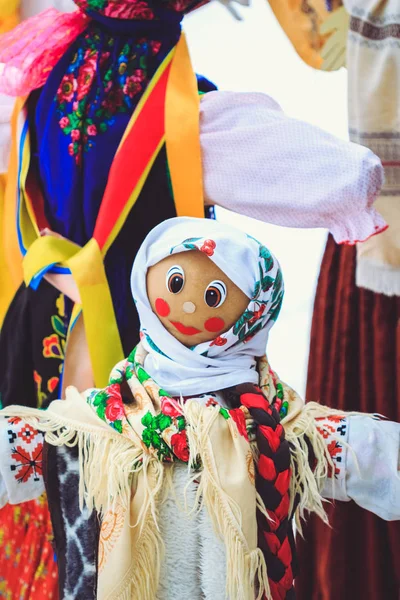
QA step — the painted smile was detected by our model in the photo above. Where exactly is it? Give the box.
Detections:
[170,321,202,336]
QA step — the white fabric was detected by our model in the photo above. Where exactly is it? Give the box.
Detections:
[200,91,385,244]
[321,416,400,521]
[346,416,400,521]
[319,415,350,503]
[0,417,45,508]
[130,217,282,397]
[157,391,228,600]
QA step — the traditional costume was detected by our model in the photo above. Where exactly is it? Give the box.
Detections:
[287,2,400,598]
[0,0,392,597]
[0,217,399,599]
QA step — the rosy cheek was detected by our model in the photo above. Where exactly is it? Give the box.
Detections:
[155,298,170,317]
[204,317,225,333]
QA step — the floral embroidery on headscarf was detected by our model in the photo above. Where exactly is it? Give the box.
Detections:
[56,27,161,164]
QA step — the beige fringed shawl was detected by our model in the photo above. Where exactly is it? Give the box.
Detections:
[345,0,400,295]
[1,345,338,600]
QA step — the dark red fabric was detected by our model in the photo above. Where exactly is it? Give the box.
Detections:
[296,235,400,600]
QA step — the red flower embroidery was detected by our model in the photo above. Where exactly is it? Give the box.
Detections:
[230,408,248,440]
[210,336,227,347]
[71,129,81,141]
[17,424,37,445]
[11,443,43,483]
[206,398,218,407]
[150,41,161,55]
[57,74,77,103]
[47,377,59,394]
[43,334,63,358]
[249,304,266,325]
[162,399,181,418]
[59,116,70,129]
[171,431,190,462]
[104,384,124,422]
[327,440,342,459]
[77,54,98,101]
[8,417,21,425]
[123,76,142,99]
[87,124,98,137]
[200,239,216,256]
[324,415,345,423]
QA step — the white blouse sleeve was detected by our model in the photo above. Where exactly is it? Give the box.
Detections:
[199,91,386,245]
[0,415,45,508]
[319,415,400,521]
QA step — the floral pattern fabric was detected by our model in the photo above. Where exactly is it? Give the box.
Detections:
[87,346,251,465]
[56,26,162,164]
[0,498,58,600]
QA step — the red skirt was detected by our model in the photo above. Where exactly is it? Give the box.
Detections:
[296,236,400,599]
[0,497,58,599]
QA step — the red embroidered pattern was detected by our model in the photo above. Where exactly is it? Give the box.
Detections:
[10,443,43,484]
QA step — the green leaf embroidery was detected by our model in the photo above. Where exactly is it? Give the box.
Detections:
[125,365,135,381]
[141,411,153,428]
[150,430,162,449]
[137,367,151,384]
[51,315,67,338]
[261,276,274,292]
[276,382,284,400]
[142,428,152,447]
[233,311,253,336]
[177,416,185,431]
[97,403,106,422]
[219,408,229,420]
[259,245,274,272]
[113,420,123,434]
[253,280,261,299]
[156,414,172,432]
[93,391,108,407]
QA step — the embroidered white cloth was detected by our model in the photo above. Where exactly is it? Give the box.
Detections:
[345,0,400,295]
[0,90,385,243]
[0,416,45,508]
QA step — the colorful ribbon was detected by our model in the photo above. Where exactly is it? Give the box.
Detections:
[2,33,204,387]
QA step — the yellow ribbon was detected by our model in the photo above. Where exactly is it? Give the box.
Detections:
[23,236,124,387]
[166,34,204,218]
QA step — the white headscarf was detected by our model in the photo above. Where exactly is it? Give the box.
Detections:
[130,217,284,396]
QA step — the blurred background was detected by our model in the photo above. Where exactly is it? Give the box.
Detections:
[23,0,348,395]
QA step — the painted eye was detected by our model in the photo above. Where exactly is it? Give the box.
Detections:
[166,265,185,294]
[204,280,227,308]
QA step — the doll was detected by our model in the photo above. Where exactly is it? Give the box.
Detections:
[0,217,399,600]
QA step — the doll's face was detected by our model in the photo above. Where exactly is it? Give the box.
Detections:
[146,250,249,346]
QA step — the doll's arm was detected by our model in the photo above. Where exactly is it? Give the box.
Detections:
[200,91,386,245]
[0,416,45,508]
[318,415,400,520]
